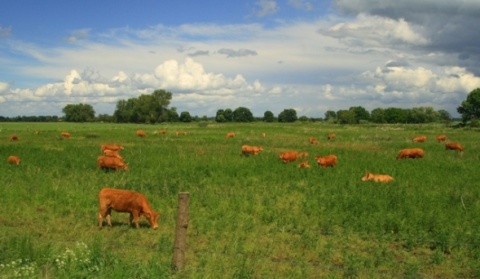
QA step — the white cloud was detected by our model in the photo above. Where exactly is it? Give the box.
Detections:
[254,0,279,17]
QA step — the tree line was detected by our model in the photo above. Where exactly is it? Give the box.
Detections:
[2,88,480,125]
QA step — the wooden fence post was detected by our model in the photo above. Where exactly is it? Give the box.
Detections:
[172,192,190,272]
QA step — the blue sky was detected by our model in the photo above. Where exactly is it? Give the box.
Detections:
[1,0,480,118]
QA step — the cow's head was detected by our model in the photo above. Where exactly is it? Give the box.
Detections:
[144,211,160,229]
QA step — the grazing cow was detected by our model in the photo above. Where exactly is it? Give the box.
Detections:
[101,144,124,151]
[103,149,124,161]
[279,151,308,163]
[445,142,464,152]
[309,137,319,145]
[97,156,128,171]
[10,134,19,141]
[327,133,336,140]
[61,132,71,138]
[136,130,147,137]
[315,155,337,168]
[396,148,424,159]
[435,134,447,142]
[361,173,394,183]
[241,145,263,156]
[7,155,21,165]
[226,132,235,139]
[412,135,427,142]
[297,161,311,169]
[157,129,167,135]
[98,187,160,229]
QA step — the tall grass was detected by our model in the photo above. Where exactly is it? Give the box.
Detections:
[0,122,479,278]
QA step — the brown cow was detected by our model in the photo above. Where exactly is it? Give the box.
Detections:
[101,144,124,151]
[297,161,311,169]
[97,156,128,171]
[315,155,337,168]
[103,149,124,161]
[327,133,336,140]
[279,151,308,163]
[241,145,263,155]
[98,187,160,229]
[396,148,424,159]
[445,142,464,152]
[7,155,21,165]
[10,134,19,141]
[136,130,147,137]
[412,135,427,142]
[435,134,447,142]
[226,132,235,139]
[309,137,319,145]
[157,129,167,134]
[361,173,394,183]
[61,132,71,138]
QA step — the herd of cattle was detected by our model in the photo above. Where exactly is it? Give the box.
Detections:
[5,129,465,229]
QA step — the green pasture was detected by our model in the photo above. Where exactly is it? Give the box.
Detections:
[0,122,479,278]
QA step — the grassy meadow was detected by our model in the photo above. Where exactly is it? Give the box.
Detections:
[1,121,480,278]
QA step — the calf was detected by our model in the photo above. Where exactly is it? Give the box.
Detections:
[445,142,464,152]
[435,134,447,142]
[361,173,394,183]
[157,129,167,134]
[315,155,337,168]
[279,151,308,163]
[397,148,424,159]
[10,134,19,141]
[241,145,263,155]
[226,132,235,139]
[97,156,128,171]
[327,133,336,140]
[297,161,311,169]
[61,132,71,138]
[412,135,427,142]
[136,130,147,137]
[98,187,160,229]
[7,155,21,165]
[309,137,319,144]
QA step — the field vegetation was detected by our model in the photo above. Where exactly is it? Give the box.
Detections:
[1,122,479,278]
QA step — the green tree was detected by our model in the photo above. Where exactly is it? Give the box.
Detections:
[179,111,192,122]
[224,109,234,122]
[278,108,298,123]
[457,88,480,123]
[113,89,172,123]
[438,110,451,121]
[264,110,275,122]
[233,107,254,122]
[349,106,370,123]
[407,107,439,123]
[336,109,356,124]
[370,108,386,123]
[215,109,226,122]
[62,103,95,122]
[325,110,336,121]
[384,107,408,123]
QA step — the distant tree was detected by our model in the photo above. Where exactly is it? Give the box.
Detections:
[349,106,370,123]
[179,111,192,122]
[215,109,227,122]
[62,103,95,122]
[325,110,336,121]
[224,109,234,122]
[407,107,439,123]
[97,114,114,122]
[457,88,480,123]
[299,115,309,122]
[438,110,451,121]
[384,107,408,123]
[167,107,179,122]
[233,107,254,122]
[336,110,356,124]
[278,108,297,122]
[264,110,275,122]
[370,108,386,123]
[113,89,172,123]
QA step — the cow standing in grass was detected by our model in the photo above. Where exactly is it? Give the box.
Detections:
[98,187,160,229]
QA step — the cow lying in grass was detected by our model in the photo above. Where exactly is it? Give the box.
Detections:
[241,145,263,156]
[361,173,394,183]
[98,187,160,229]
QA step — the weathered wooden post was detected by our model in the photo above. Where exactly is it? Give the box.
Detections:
[172,192,189,272]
